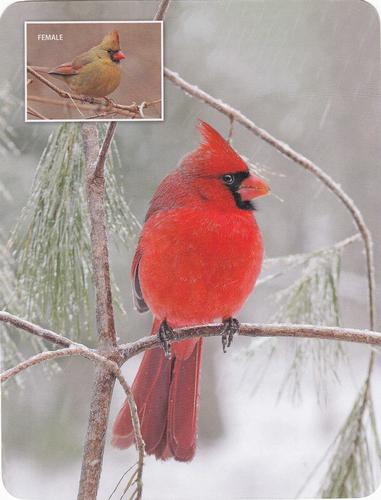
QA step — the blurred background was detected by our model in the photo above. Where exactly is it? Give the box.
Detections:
[26,21,162,120]
[1,0,380,499]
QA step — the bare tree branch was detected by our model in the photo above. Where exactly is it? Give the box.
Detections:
[0,311,77,348]
[0,344,144,494]
[2,312,379,497]
[94,122,117,178]
[78,124,119,500]
[120,323,381,360]
[0,347,85,383]
[164,67,377,331]
[154,0,171,20]
[27,106,49,120]
[27,94,154,119]
[82,124,117,347]
[27,66,161,120]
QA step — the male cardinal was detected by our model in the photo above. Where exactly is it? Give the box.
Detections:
[112,121,269,461]
[47,31,125,98]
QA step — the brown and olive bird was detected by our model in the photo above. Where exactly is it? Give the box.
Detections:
[47,31,125,98]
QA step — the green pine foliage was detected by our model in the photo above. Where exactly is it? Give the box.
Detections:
[272,249,346,402]
[0,83,22,156]
[8,123,139,344]
[319,383,381,498]
[244,242,350,403]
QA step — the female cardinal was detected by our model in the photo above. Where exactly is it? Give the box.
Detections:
[112,121,269,461]
[48,31,125,98]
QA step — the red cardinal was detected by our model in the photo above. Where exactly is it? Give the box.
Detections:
[112,121,269,461]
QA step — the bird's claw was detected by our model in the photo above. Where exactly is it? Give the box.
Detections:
[158,320,176,358]
[221,317,240,353]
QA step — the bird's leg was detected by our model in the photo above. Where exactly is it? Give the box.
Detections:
[221,317,240,353]
[158,319,176,359]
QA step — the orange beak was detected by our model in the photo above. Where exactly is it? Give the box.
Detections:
[238,174,270,201]
[113,50,126,61]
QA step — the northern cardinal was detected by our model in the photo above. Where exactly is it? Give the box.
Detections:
[47,31,125,98]
[112,121,269,461]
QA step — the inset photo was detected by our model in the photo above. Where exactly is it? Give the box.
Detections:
[25,21,163,122]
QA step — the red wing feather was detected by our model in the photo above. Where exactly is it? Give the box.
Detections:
[48,62,81,76]
[131,248,149,313]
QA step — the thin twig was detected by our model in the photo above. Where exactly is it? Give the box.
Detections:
[27,66,70,98]
[0,311,76,348]
[0,343,144,499]
[107,463,137,500]
[164,67,376,331]
[27,106,48,120]
[0,347,85,383]
[227,116,235,143]
[94,122,118,179]
[112,368,144,500]
[28,95,139,118]
[0,343,144,486]
[154,0,171,20]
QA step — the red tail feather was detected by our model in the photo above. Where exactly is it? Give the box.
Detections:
[112,321,203,462]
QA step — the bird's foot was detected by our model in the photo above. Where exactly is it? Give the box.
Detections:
[221,317,240,353]
[158,319,176,358]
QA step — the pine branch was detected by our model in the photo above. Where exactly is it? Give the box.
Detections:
[9,123,138,343]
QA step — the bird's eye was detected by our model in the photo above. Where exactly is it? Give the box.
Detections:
[222,174,235,185]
